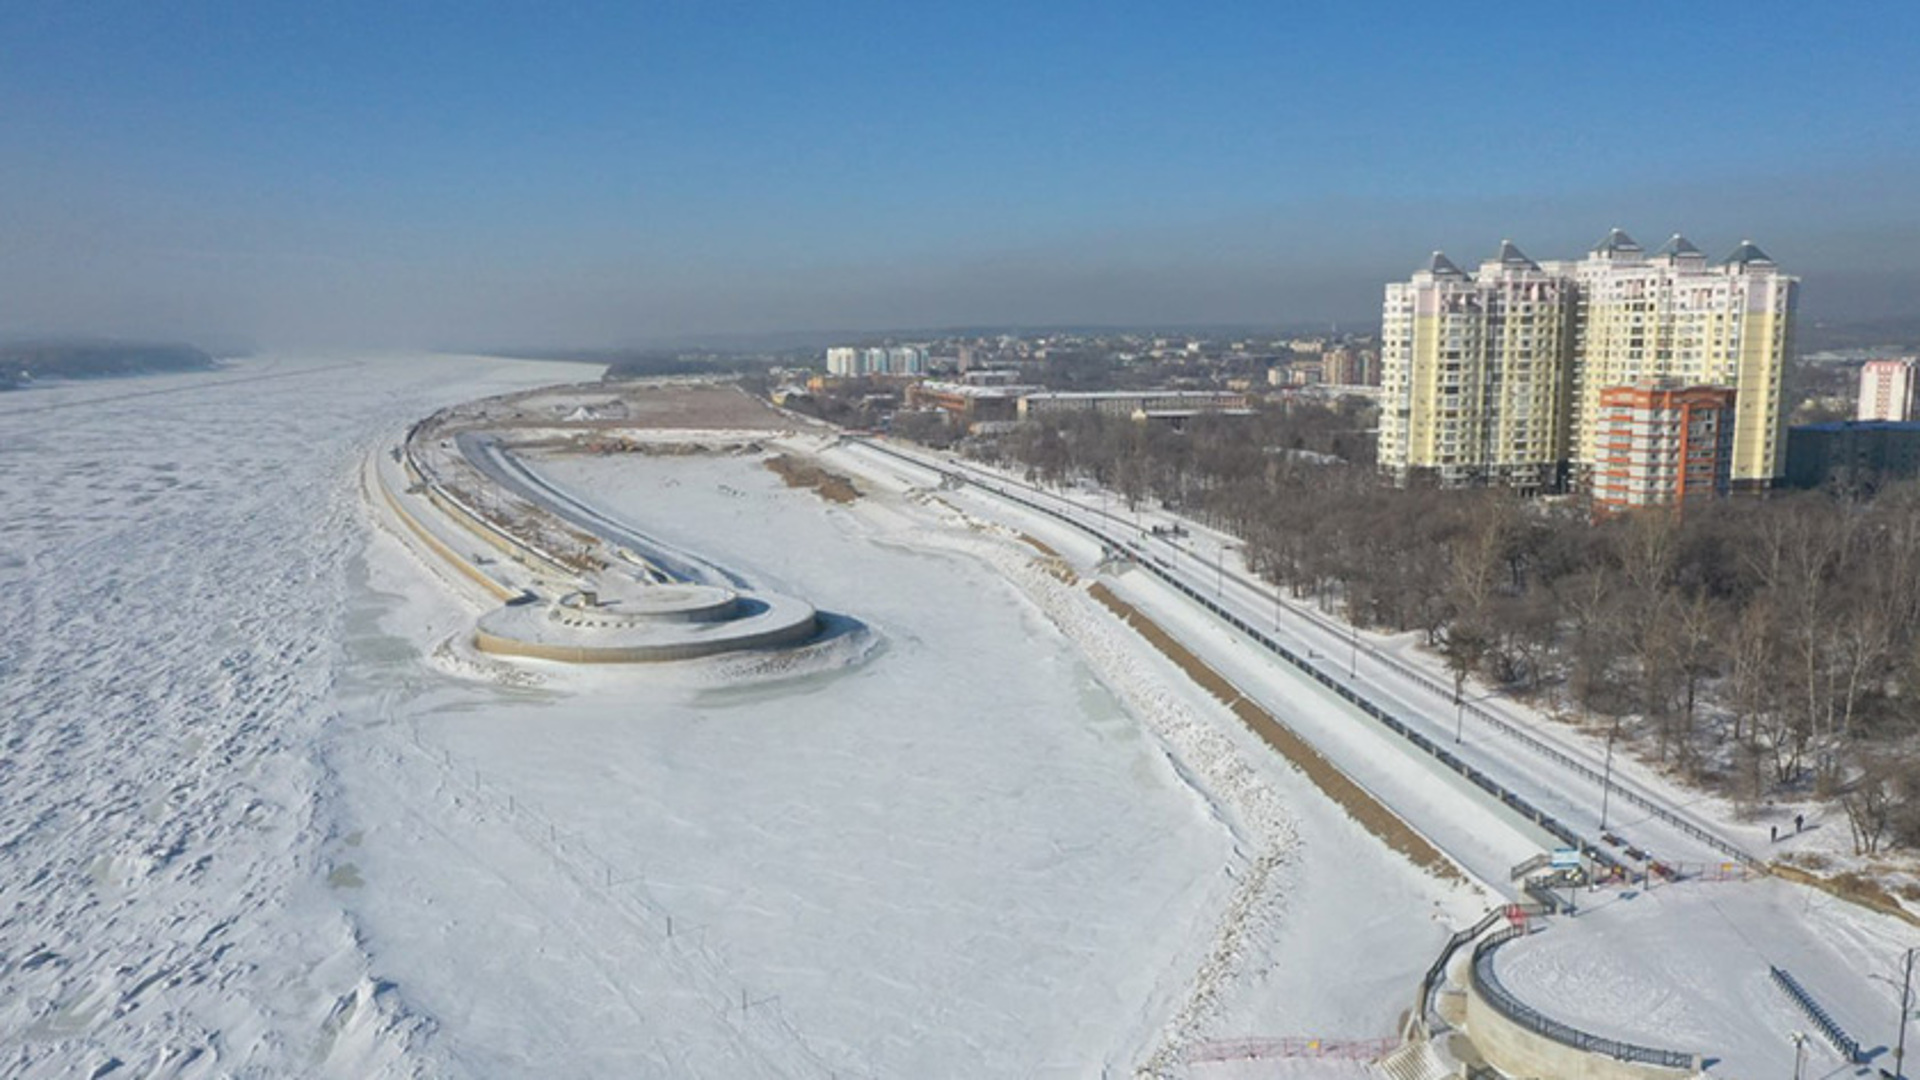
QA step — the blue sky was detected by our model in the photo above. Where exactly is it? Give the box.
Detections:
[2,1,1916,345]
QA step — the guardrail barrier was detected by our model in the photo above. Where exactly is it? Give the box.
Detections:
[851,439,1759,877]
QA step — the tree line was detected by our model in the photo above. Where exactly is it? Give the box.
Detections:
[969,404,1920,856]
[0,341,213,388]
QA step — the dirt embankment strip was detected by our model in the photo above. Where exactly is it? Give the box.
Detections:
[1017,534,1078,584]
[764,453,860,504]
[1087,582,1462,883]
[1770,861,1920,928]
[1018,533,1062,558]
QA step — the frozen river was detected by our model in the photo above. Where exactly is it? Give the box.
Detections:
[0,357,1271,1077]
[0,355,581,1077]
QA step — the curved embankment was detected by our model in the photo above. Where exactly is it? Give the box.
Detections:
[1465,929,1701,1080]
[379,416,826,665]
[367,453,522,603]
[472,584,820,664]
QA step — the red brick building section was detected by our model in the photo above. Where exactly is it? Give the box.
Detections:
[1592,383,1736,516]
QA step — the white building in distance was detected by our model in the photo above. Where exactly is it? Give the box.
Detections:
[826,345,928,377]
[1858,357,1918,422]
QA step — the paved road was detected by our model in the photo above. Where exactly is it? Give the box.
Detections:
[844,437,1755,885]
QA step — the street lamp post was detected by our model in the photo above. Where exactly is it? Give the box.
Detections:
[1789,1031,1809,1080]
[1455,695,1466,743]
[1898,946,1916,1080]
[1600,719,1620,834]
[1348,622,1359,680]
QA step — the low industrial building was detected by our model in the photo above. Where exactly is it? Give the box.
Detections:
[904,380,1039,425]
[1784,420,1920,495]
[1017,390,1251,424]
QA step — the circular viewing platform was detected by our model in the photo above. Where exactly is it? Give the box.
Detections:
[389,383,838,666]
[475,579,819,663]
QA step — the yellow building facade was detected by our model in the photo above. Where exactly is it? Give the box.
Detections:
[1379,231,1796,492]
[1566,233,1795,491]
[1379,243,1575,491]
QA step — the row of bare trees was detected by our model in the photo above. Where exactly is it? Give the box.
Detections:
[972,405,1920,853]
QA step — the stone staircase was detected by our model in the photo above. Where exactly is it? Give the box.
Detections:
[1374,1037,1456,1080]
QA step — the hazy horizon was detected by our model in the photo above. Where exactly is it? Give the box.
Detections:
[4,2,1916,349]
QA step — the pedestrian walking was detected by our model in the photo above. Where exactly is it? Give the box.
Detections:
[1771,824,1778,843]
[1795,813,1804,833]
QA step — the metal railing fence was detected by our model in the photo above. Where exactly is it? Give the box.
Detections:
[1470,928,1699,1071]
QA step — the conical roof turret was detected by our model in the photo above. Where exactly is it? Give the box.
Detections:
[1495,238,1539,269]
[1724,239,1775,267]
[1656,233,1704,258]
[1593,227,1642,254]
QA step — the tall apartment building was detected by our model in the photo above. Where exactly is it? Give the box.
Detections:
[1378,242,1576,491]
[1858,358,1918,422]
[1323,345,1380,387]
[1564,232,1795,492]
[1379,230,1797,493]
[1591,383,1735,516]
[824,346,859,376]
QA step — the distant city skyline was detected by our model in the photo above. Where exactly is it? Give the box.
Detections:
[3,1,1916,347]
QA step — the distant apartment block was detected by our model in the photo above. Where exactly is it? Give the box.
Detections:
[1322,345,1379,387]
[825,345,929,377]
[1018,390,1250,423]
[1857,358,1918,422]
[1591,383,1735,516]
[1785,420,1920,495]
[1378,230,1797,494]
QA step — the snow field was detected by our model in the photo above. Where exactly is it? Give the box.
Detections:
[843,493,1304,1073]
[339,448,1253,1076]
[816,439,1492,1059]
[0,355,1541,1080]
[0,354,603,1078]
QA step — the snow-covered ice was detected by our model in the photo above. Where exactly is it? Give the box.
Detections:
[0,355,601,1078]
[344,450,1238,1076]
[1,362,1478,1077]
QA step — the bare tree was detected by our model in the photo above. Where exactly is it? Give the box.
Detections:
[1841,755,1902,856]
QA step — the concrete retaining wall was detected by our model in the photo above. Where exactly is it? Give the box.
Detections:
[473,614,818,664]
[373,456,521,602]
[1464,967,1701,1080]
[403,444,579,581]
